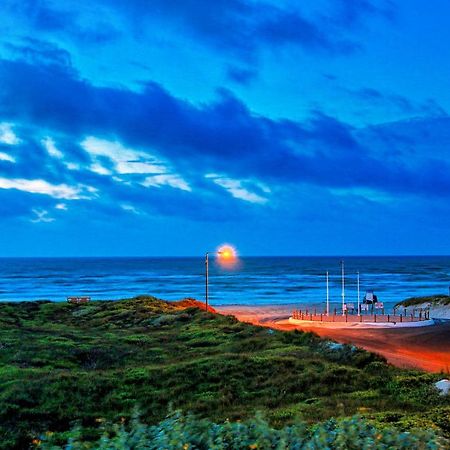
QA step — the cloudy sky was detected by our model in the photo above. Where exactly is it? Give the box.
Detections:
[1,0,450,256]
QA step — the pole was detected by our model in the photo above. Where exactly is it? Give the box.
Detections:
[205,252,209,311]
[341,260,345,316]
[357,271,360,316]
[326,271,329,316]
[205,250,225,312]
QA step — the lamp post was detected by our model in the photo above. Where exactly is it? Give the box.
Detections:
[205,251,223,312]
[341,260,345,316]
[326,271,329,316]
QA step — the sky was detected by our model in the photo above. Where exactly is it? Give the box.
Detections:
[0,0,450,256]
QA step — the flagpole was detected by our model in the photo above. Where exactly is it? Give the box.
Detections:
[357,271,360,316]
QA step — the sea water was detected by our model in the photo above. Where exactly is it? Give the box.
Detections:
[0,256,449,311]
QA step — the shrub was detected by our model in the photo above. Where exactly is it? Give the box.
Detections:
[40,411,444,449]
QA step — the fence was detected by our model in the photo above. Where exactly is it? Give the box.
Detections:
[291,306,430,323]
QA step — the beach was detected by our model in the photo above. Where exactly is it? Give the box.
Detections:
[217,304,450,373]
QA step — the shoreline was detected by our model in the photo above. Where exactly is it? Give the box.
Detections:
[216,304,450,373]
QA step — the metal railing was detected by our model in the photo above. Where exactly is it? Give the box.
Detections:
[291,306,430,323]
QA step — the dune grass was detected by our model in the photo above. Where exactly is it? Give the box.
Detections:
[396,295,450,307]
[0,296,449,448]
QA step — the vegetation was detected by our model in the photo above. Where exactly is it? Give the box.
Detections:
[39,411,442,449]
[0,296,449,449]
[396,295,450,307]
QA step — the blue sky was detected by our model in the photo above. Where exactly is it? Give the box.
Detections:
[1,0,450,256]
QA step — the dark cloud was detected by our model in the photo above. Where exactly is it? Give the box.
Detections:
[99,0,394,59]
[92,0,334,59]
[1,0,75,31]
[1,0,120,45]
[255,7,348,53]
[32,2,74,31]
[351,87,447,117]
[3,38,72,68]
[332,0,396,26]
[226,66,257,86]
[2,0,391,62]
[321,75,448,119]
[0,102,264,223]
[1,56,450,210]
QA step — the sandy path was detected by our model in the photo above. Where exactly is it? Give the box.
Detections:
[217,305,450,373]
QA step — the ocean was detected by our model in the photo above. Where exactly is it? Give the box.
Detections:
[0,256,449,311]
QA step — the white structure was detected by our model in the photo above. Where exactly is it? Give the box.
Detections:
[357,271,360,316]
[435,379,450,396]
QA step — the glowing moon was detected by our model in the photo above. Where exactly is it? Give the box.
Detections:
[217,244,237,267]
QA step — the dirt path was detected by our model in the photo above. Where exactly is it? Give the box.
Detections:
[217,305,450,373]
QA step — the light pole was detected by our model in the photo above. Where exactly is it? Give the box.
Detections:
[326,271,329,316]
[205,251,223,312]
[341,260,345,316]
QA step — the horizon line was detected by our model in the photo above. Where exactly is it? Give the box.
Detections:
[1,254,450,259]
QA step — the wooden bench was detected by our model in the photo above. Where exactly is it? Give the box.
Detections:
[67,296,91,304]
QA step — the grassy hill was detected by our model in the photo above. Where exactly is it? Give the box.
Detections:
[396,295,450,307]
[0,296,449,448]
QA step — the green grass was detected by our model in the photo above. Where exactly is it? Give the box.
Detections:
[0,296,449,449]
[396,295,450,307]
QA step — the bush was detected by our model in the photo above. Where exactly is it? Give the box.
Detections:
[40,411,443,450]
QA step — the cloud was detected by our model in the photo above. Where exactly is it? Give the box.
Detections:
[0,177,93,199]
[81,136,191,190]
[42,136,64,158]
[142,174,191,192]
[0,152,15,163]
[347,87,448,117]
[226,66,257,85]
[2,0,392,66]
[1,56,450,227]
[120,203,140,214]
[0,122,21,145]
[331,0,396,26]
[206,174,269,204]
[320,76,448,120]
[31,208,55,223]
[3,37,73,68]
[1,1,120,45]
[88,0,355,60]
[81,136,166,175]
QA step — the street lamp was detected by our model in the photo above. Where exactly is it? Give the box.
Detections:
[204,245,237,311]
[341,260,345,316]
[205,251,223,312]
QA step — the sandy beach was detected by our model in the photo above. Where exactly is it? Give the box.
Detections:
[217,305,450,373]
